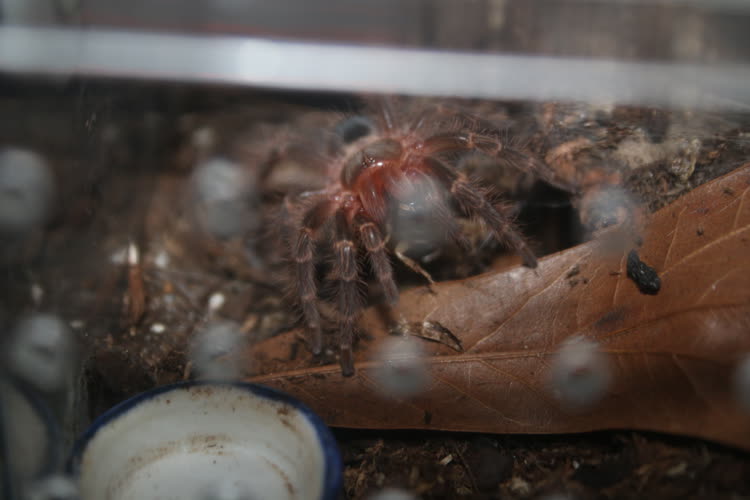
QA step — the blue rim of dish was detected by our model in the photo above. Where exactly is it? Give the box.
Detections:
[69,380,343,500]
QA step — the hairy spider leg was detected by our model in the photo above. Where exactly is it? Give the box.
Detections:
[423,156,539,268]
[422,132,577,194]
[375,96,396,132]
[354,212,399,305]
[332,209,363,376]
[407,104,501,137]
[293,198,337,354]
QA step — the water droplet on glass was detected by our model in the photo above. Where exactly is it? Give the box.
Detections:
[190,158,256,239]
[192,127,217,152]
[548,337,611,411]
[0,148,55,234]
[7,313,75,393]
[373,336,430,399]
[334,115,375,145]
[390,176,449,259]
[582,186,640,255]
[26,474,80,500]
[189,320,244,381]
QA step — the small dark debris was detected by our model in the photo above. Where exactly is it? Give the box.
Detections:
[572,457,633,489]
[464,440,514,491]
[288,341,299,361]
[626,250,661,295]
[594,308,627,329]
[704,458,750,486]
[566,265,581,279]
[643,109,671,143]
[696,226,705,236]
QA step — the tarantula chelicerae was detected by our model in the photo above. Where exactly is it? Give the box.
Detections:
[272,100,574,376]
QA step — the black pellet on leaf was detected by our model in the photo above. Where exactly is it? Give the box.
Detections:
[626,249,661,295]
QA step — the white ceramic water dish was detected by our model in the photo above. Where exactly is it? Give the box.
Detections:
[71,381,342,500]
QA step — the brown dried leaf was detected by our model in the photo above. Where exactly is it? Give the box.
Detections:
[244,164,750,449]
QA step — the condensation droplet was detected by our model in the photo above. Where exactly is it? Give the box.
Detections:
[189,321,244,381]
[192,126,217,152]
[334,115,375,145]
[109,246,128,265]
[190,157,256,239]
[367,487,418,500]
[26,474,80,500]
[390,176,450,259]
[7,313,75,393]
[733,355,750,412]
[0,148,55,234]
[583,187,634,227]
[372,336,430,399]
[548,337,611,411]
[30,283,44,306]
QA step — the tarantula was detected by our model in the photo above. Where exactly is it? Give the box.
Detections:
[274,101,572,376]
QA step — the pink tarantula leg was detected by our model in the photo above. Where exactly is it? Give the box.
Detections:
[354,213,398,305]
[422,132,577,194]
[332,209,363,376]
[293,199,336,355]
[424,157,539,268]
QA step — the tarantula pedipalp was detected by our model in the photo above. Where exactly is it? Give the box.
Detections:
[280,102,570,376]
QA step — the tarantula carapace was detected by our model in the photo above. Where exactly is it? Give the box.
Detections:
[274,101,572,376]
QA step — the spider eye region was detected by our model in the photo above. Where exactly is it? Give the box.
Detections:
[340,139,403,188]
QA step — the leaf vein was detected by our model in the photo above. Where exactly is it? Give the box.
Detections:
[733,185,749,230]
[660,224,750,277]
[468,262,576,352]
[431,371,528,427]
